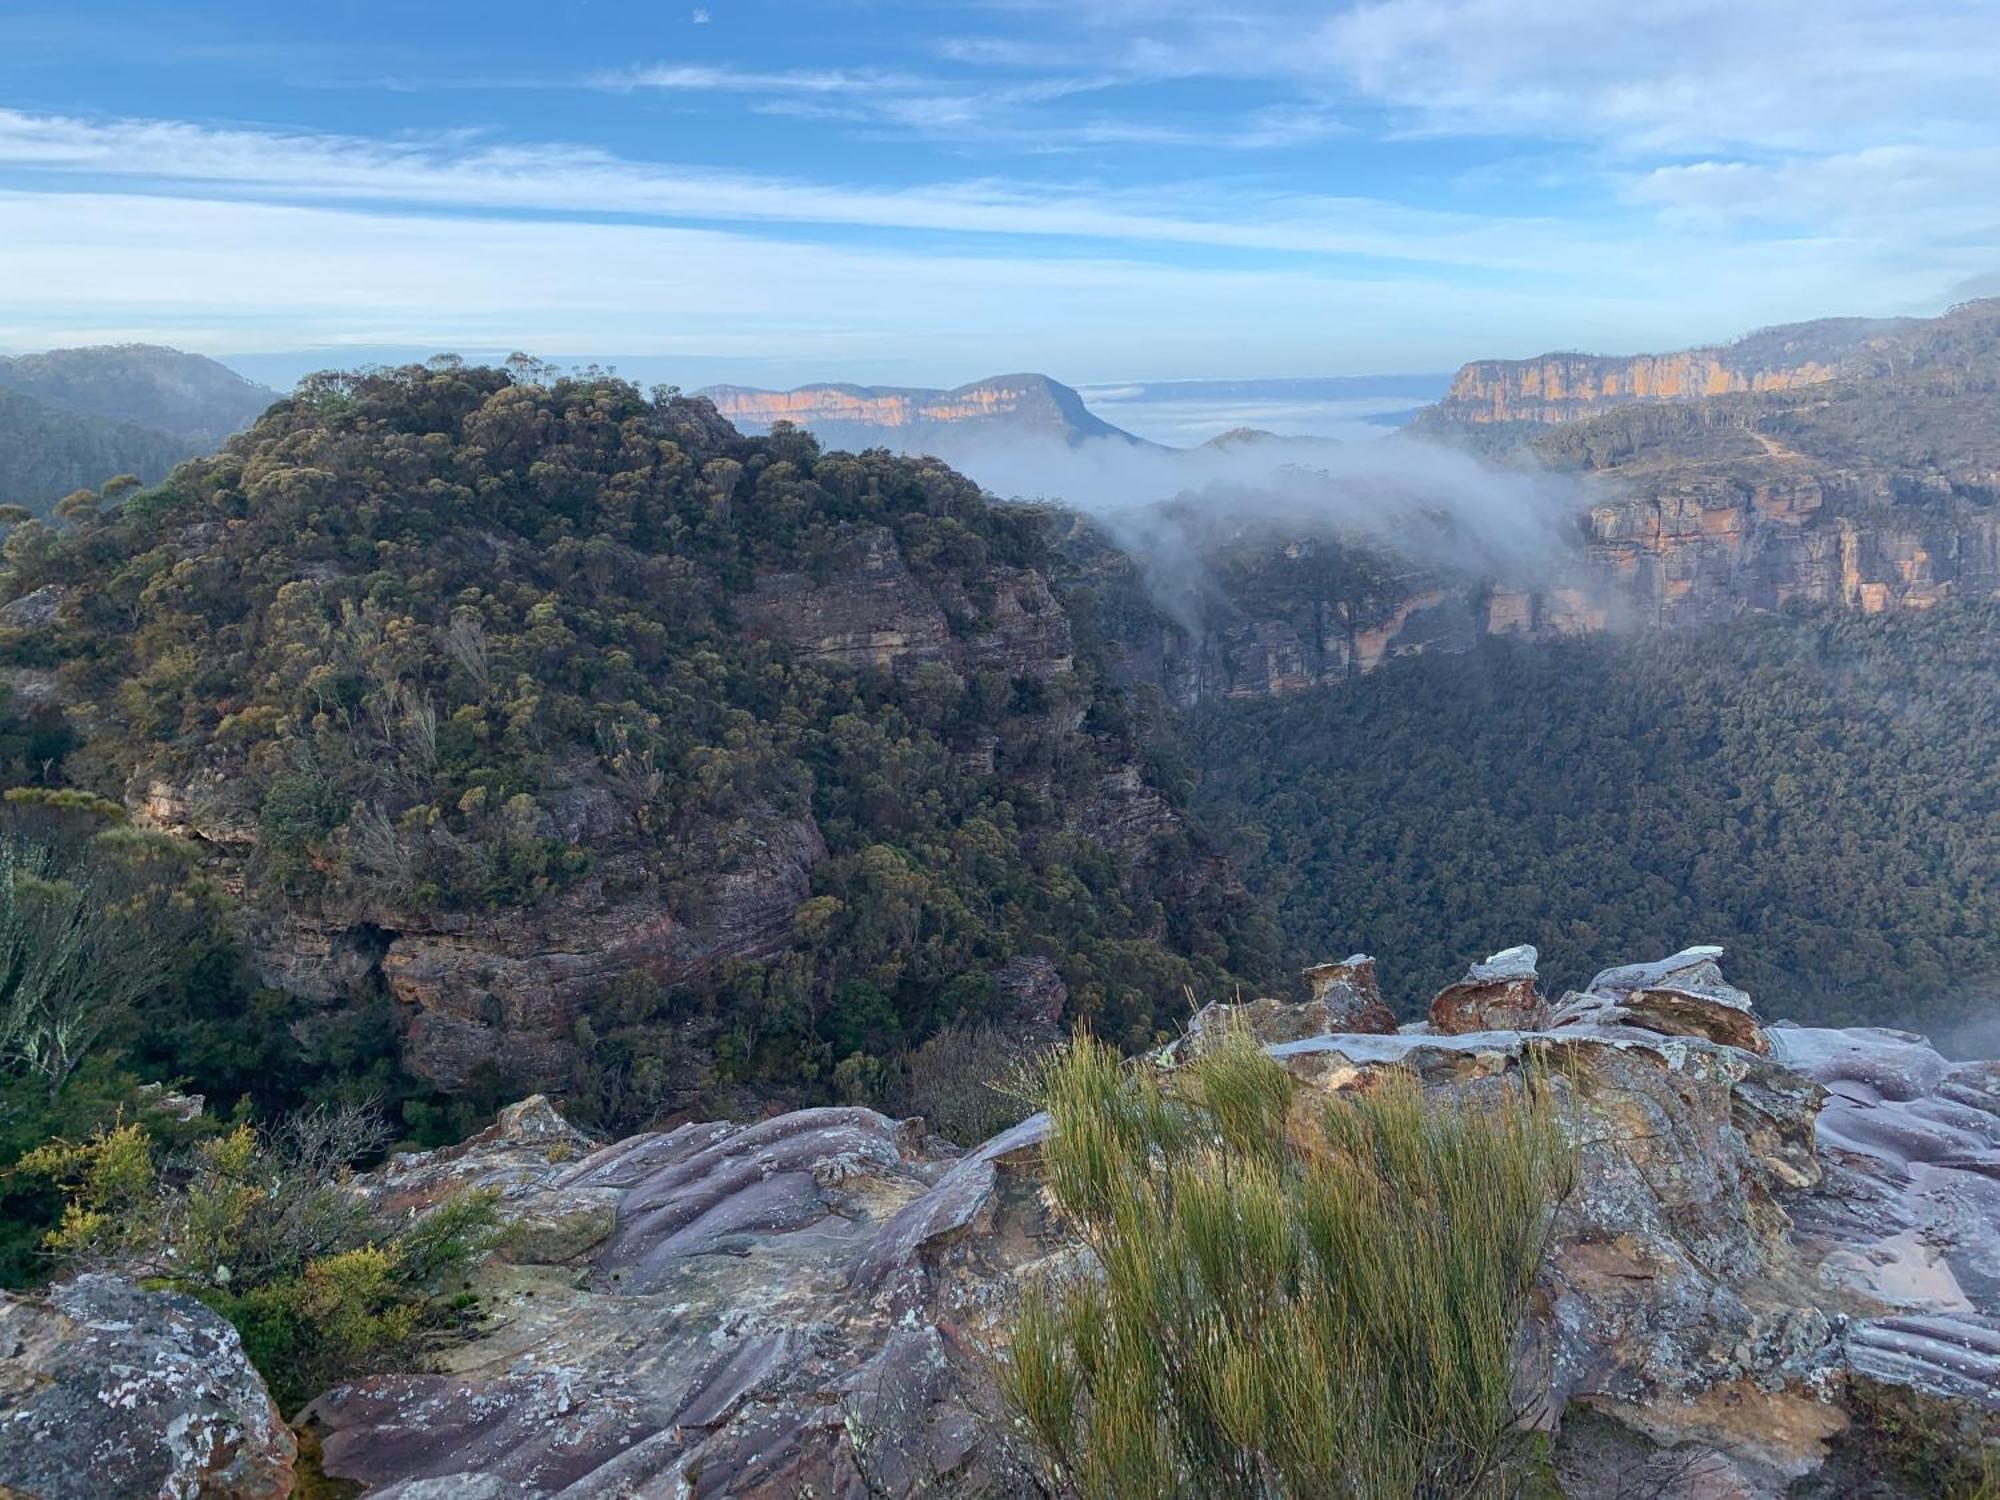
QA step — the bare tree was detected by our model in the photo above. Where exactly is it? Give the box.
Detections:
[0,835,177,1098]
[439,610,492,695]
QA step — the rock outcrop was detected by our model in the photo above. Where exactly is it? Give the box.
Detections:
[1429,942,1548,1033]
[0,1274,296,1500]
[1094,300,2000,704]
[293,945,1999,1498]
[116,510,1131,1096]
[700,372,1146,453]
[1424,300,1998,428]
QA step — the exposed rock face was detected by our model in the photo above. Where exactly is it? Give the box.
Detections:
[737,523,1074,679]
[1094,301,2000,704]
[1430,943,1548,1033]
[380,807,828,1092]
[1555,945,1769,1054]
[1436,349,1849,427]
[299,946,2000,1499]
[121,502,1134,1096]
[1301,952,1398,1032]
[1425,302,1997,427]
[994,953,1068,1033]
[0,582,65,629]
[304,1105,1052,1497]
[0,1274,296,1500]
[700,372,1145,453]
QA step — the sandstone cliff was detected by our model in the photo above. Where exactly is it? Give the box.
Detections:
[701,372,1149,452]
[1424,298,2000,427]
[1106,335,2000,702]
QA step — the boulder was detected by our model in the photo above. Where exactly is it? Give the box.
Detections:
[0,1274,295,1500]
[1301,953,1398,1033]
[1555,945,1770,1053]
[1430,943,1548,1033]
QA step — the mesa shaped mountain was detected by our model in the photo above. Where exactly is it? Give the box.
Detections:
[699,371,1154,454]
[0,344,276,511]
[1421,296,2000,429]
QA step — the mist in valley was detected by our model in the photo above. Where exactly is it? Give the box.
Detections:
[930,425,1593,635]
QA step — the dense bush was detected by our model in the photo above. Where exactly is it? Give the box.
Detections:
[19,1104,496,1411]
[1004,1030,1570,1498]
[1191,602,2000,1031]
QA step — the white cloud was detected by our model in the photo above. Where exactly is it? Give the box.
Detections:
[0,107,1618,271]
[1628,146,2000,238]
[0,186,1966,373]
[992,0,2000,156]
[1319,0,2000,152]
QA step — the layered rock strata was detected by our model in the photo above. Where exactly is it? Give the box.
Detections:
[295,945,1999,1498]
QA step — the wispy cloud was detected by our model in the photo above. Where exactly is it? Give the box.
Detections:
[969,0,2000,156]
[0,107,1603,270]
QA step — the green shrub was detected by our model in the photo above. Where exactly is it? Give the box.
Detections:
[18,1106,497,1411]
[1003,1030,1573,1499]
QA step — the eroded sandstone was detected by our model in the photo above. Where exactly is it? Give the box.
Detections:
[298,945,2000,1498]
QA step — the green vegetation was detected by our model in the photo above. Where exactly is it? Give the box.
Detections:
[1190,602,2000,1027]
[1835,1379,1999,1500]
[0,360,1264,1155]
[18,1106,496,1412]
[0,801,490,1288]
[0,387,195,515]
[1004,1029,1571,1498]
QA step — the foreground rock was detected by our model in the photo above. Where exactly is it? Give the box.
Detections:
[1429,942,1548,1032]
[299,945,1999,1497]
[0,1274,296,1500]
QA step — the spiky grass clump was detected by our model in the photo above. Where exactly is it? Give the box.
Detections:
[1003,1028,1573,1499]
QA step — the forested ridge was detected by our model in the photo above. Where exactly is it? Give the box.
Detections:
[0,359,1267,1267]
[0,345,274,512]
[1189,602,2000,1030]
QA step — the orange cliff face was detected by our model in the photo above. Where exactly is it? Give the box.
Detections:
[705,378,1079,435]
[1437,351,1844,425]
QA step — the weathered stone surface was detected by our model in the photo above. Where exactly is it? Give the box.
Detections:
[1430,943,1548,1033]
[1301,952,1398,1032]
[293,948,2000,1498]
[0,582,66,629]
[305,1106,1049,1498]
[1180,956,1395,1054]
[1557,944,1770,1053]
[737,526,954,672]
[0,1274,296,1500]
[994,953,1068,1032]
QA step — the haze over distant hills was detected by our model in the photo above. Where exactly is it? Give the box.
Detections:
[0,345,276,512]
[1080,373,1452,444]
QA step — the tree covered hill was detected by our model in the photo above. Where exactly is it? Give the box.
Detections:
[0,359,1269,1130]
[0,345,277,513]
[1189,602,2000,1033]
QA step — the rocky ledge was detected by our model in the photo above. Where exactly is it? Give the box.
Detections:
[5,945,1996,1497]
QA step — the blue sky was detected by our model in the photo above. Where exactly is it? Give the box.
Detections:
[1,0,1996,386]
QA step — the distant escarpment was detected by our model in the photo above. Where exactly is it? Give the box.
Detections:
[701,372,1150,454]
[1099,315,2000,704]
[1421,297,2000,428]
[0,363,1265,1115]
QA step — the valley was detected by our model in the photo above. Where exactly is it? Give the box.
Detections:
[0,302,1996,1500]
